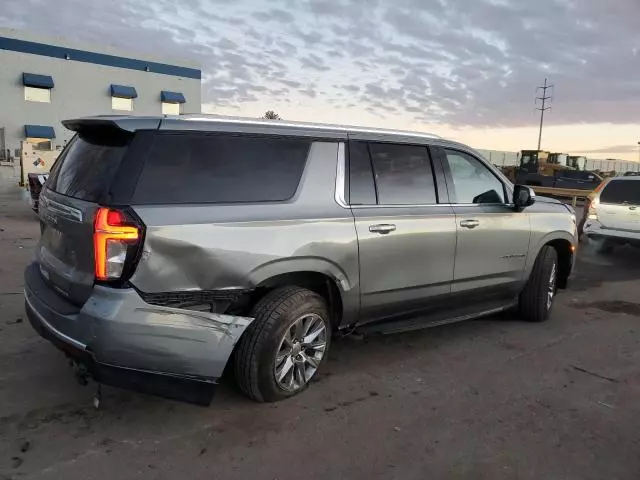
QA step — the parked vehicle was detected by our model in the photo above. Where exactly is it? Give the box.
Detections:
[582,176,640,252]
[24,115,577,405]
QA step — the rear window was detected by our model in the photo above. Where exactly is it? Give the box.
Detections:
[46,129,131,202]
[600,180,640,205]
[132,134,311,204]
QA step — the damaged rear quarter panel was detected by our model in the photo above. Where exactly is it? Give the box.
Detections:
[82,286,253,378]
[129,142,360,322]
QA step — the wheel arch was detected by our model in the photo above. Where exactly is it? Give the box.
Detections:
[527,232,575,289]
[545,238,573,289]
[226,256,359,328]
[253,271,345,328]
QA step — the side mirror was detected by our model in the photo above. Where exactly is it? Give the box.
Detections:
[513,185,536,211]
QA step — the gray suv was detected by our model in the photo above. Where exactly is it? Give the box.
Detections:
[24,115,577,405]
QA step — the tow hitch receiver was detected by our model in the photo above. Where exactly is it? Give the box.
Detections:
[68,358,103,409]
[69,358,90,386]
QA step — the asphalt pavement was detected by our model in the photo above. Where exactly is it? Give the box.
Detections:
[1,187,639,480]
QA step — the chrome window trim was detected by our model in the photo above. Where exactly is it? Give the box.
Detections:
[349,203,515,209]
[334,142,349,208]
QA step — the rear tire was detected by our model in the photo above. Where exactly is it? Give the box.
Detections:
[518,246,558,322]
[234,287,331,402]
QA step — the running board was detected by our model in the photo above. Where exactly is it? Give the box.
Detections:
[355,302,515,336]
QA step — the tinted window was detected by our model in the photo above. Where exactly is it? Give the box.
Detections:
[133,134,310,204]
[369,143,436,205]
[444,150,505,204]
[348,142,376,205]
[47,130,130,202]
[600,180,640,205]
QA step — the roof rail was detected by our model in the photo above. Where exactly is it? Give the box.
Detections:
[177,114,441,139]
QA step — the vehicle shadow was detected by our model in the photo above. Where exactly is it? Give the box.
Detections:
[572,241,640,290]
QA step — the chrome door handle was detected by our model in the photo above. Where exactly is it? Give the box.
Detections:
[369,224,396,234]
[460,219,480,229]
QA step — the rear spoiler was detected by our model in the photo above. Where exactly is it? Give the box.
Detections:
[62,116,161,133]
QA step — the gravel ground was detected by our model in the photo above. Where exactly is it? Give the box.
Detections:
[1,186,639,480]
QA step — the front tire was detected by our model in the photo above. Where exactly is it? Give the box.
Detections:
[234,287,331,402]
[518,246,558,322]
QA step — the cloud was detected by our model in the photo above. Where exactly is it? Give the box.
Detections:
[252,8,295,23]
[1,0,639,128]
[300,54,330,72]
[576,145,640,155]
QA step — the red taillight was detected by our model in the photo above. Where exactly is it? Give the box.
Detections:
[94,207,140,281]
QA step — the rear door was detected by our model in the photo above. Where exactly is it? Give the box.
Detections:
[597,179,640,232]
[349,141,456,322]
[434,147,531,300]
[37,126,137,305]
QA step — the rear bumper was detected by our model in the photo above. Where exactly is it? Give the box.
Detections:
[583,221,640,245]
[24,262,254,405]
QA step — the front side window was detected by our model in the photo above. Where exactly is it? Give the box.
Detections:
[444,150,505,204]
[112,97,133,111]
[368,143,437,205]
[25,86,51,103]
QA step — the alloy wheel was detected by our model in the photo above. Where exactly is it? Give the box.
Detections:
[273,313,327,392]
[547,262,557,310]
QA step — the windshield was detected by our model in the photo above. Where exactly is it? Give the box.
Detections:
[600,180,640,205]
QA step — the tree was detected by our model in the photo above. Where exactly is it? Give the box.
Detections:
[261,110,281,120]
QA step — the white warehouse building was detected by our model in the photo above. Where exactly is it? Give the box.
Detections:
[0,28,201,162]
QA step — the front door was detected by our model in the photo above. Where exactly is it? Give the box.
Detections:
[436,148,531,301]
[348,141,457,322]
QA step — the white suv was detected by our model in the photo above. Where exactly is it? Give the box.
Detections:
[583,176,640,253]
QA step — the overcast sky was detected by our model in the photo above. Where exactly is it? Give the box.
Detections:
[2,0,639,159]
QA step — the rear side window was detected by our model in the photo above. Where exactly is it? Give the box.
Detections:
[133,134,310,204]
[46,129,130,202]
[600,180,640,205]
[368,143,437,205]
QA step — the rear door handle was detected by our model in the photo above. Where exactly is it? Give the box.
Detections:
[460,219,480,229]
[369,224,396,234]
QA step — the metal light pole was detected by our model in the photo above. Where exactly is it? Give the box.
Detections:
[535,78,553,151]
[637,141,640,163]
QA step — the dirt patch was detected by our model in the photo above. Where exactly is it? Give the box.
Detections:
[572,300,640,317]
